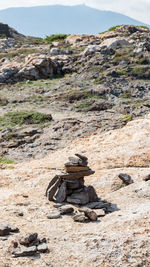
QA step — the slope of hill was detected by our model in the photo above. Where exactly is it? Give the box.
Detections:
[0,5,149,37]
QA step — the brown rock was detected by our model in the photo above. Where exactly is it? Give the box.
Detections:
[19,233,38,247]
[57,169,95,180]
[78,207,98,221]
[66,178,84,190]
[143,174,150,181]
[65,165,89,173]
[73,214,87,223]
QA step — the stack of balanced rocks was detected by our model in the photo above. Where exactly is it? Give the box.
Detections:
[46,154,98,205]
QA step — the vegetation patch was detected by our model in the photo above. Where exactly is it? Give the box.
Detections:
[0,156,15,164]
[118,114,132,123]
[131,66,150,79]
[44,34,69,43]
[0,111,52,129]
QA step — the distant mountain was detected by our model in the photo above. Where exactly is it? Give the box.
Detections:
[0,5,149,37]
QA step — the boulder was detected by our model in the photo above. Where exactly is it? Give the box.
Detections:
[100,38,129,49]
[83,45,101,56]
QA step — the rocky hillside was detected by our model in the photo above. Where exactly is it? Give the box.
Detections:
[0,25,150,162]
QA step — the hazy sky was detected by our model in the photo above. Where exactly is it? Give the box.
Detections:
[0,0,150,25]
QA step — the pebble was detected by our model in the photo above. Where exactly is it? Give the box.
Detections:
[47,211,61,219]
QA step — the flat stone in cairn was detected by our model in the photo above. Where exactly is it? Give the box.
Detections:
[55,181,67,203]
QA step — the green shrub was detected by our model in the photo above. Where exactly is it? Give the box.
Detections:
[118,114,132,122]
[0,34,6,39]
[0,156,14,164]
[117,68,128,75]
[132,66,150,79]
[0,111,52,129]
[44,34,68,43]
[137,57,149,65]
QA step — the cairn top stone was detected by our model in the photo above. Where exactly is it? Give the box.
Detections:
[75,153,88,162]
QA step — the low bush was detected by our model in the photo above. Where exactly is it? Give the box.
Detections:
[44,34,68,43]
[0,111,52,129]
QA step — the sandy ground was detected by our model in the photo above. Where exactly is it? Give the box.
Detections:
[0,114,150,267]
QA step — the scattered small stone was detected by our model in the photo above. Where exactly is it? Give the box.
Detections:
[118,173,134,185]
[37,243,48,253]
[0,223,19,236]
[143,174,150,181]
[78,207,97,221]
[59,205,74,215]
[73,214,87,223]
[95,209,105,217]
[19,233,38,247]
[53,203,63,208]
[12,246,37,257]
[47,211,61,219]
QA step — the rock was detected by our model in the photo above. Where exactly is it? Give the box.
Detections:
[47,211,61,219]
[78,207,98,221]
[47,178,61,201]
[73,214,87,223]
[95,209,105,217]
[118,173,134,185]
[83,45,101,56]
[53,203,63,208]
[135,181,150,199]
[0,223,19,236]
[87,186,99,202]
[59,205,74,215]
[0,224,10,236]
[66,156,87,166]
[37,243,48,253]
[12,246,37,257]
[0,54,57,83]
[75,153,88,162]
[143,174,150,181]
[100,38,129,50]
[66,178,84,190]
[67,189,89,205]
[45,175,59,197]
[57,169,95,180]
[19,233,38,247]
[87,201,110,209]
[65,165,89,173]
[55,181,67,202]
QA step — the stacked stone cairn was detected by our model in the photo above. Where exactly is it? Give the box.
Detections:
[46,154,98,205]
